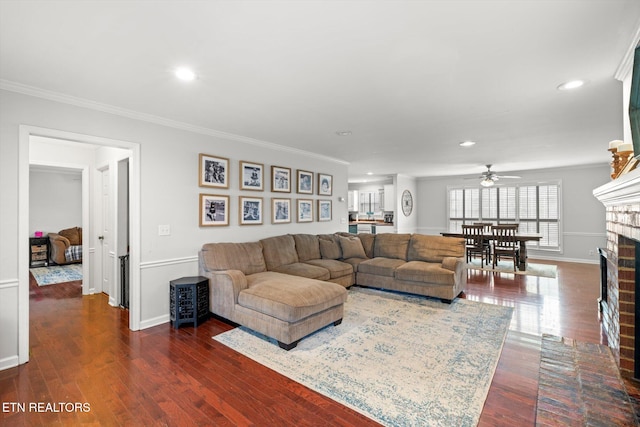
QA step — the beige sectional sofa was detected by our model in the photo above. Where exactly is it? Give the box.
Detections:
[198,232,465,350]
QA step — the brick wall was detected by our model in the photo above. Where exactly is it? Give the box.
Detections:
[603,204,640,378]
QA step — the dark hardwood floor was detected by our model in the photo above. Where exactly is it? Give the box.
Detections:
[1,260,607,426]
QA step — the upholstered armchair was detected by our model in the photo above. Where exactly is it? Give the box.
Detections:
[49,226,83,265]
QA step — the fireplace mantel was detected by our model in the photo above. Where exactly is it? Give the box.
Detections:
[594,168,640,207]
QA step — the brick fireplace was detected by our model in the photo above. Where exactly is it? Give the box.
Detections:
[594,170,640,378]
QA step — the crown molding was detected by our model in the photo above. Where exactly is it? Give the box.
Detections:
[614,19,640,81]
[0,79,349,166]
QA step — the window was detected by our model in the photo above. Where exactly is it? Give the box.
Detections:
[447,182,560,251]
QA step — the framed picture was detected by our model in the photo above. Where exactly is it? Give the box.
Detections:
[199,153,229,188]
[271,166,291,193]
[297,169,313,194]
[318,200,332,222]
[240,161,264,191]
[317,173,333,196]
[199,194,229,226]
[271,198,291,224]
[240,196,263,225]
[297,199,313,222]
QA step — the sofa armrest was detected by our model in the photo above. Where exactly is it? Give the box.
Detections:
[200,269,247,319]
[48,233,70,264]
[442,256,464,272]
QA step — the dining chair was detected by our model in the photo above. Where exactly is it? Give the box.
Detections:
[473,222,493,233]
[462,224,489,266]
[491,224,520,271]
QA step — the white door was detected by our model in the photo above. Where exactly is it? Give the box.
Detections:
[100,168,111,296]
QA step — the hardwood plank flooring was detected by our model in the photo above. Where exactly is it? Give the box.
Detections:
[0,261,609,426]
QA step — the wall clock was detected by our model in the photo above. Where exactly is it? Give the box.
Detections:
[401,190,413,216]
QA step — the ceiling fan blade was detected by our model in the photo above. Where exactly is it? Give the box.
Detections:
[496,175,521,179]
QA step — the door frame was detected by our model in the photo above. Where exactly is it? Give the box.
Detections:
[18,125,141,365]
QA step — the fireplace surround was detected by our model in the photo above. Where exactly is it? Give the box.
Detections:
[594,168,640,378]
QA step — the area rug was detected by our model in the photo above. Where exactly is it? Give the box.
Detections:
[214,287,513,427]
[467,259,557,278]
[536,334,638,426]
[30,264,82,286]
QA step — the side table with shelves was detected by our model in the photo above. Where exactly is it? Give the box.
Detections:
[29,236,49,267]
[169,276,209,328]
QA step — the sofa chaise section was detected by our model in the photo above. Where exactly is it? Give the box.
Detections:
[199,241,347,350]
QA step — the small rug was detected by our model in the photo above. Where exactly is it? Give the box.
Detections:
[214,287,513,427]
[30,264,82,286]
[467,259,557,278]
[536,334,638,426]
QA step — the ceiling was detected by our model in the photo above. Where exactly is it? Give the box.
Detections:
[2,1,639,183]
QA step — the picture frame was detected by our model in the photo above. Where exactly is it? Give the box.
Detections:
[271,198,291,224]
[296,169,313,194]
[271,166,291,193]
[317,173,333,196]
[318,200,332,222]
[199,194,229,226]
[297,199,313,222]
[240,160,264,191]
[239,196,263,225]
[199,153,229,188]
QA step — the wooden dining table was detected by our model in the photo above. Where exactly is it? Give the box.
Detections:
[440,231,543,271]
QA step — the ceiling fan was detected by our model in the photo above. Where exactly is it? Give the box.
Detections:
[474,164,521,187]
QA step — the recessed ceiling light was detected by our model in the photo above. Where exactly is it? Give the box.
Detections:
[336,131,352,136]
[459,141,476,147]
[557,80,585,91]
[367,172,374,175]
[175,67,196,81]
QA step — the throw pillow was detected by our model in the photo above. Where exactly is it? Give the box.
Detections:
[319,236,342,259]
[339,235,367,259]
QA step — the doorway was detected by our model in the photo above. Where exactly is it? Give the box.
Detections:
[18,125,141,365]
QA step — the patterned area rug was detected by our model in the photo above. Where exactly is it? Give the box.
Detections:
[30,264,82,286]
[214,287,513,427]
[467,259,557,278]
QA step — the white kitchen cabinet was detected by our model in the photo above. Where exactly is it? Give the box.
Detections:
[347,190,359,211]
[383,184,395,211]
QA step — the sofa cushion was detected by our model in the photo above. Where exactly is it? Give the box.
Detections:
[304,259,353,279]
[338,235,367,259]
[260,235,299,270]
[59,227,81,246]
[395,261,456,286]
[271,262,330,281]
[318,234,342,260]
[292,234,321,261]
[201,242,267,275]
[374,233,411,260]
[358,233,376,258]
[408,235,465,263]
[241,273,347,323]
[358,257,406,278]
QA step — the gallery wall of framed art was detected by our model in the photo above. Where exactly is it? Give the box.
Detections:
[198,153,338,228]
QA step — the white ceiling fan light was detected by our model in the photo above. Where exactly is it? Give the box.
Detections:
[474,164,521,187]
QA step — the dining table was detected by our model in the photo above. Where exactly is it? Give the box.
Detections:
[440,231,543,271]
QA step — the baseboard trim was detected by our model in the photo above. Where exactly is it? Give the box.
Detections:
[140,314,170,330]
[531,255,599,265]
[0,355,19,370]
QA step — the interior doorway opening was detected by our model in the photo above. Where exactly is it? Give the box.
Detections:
[19,125,141,365]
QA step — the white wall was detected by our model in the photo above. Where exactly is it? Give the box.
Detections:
[0,89,349,369]
[416,163,610,263]
[29,168,82,235]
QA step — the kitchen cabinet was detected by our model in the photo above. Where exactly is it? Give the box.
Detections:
[383,184,395,211]
[347,190,359,211]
